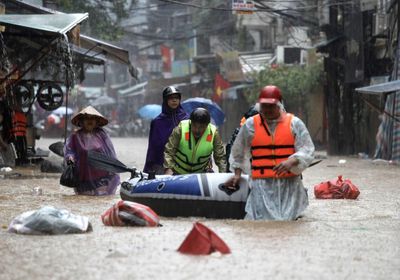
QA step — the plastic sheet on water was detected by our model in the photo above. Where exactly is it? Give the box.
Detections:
[8,206,92,235]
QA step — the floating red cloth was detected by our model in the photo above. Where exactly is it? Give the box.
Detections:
[314,175,360,199]
[178,222,231,255]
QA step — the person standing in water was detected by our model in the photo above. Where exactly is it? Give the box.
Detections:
[163,108,226,175]
[226,85,314,220]
[143,86,189,175]
[64,106,120,196]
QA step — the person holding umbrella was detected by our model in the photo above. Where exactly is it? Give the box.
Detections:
[143,86,188,175]
[226,85,315,220]
[164,108,226,175]
[64,106,120,195]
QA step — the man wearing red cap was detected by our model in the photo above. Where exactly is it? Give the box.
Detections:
[227,85,315,220]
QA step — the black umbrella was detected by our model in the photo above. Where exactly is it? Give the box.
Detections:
[86,150,145,180]
[87,150,133,173]
[49,141,64,157]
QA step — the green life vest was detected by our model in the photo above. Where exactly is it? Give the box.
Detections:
[174,120,216,174]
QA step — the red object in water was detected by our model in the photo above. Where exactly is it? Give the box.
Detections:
[101,200,160,227]
[314,175,360,199]
[177,222,231,255]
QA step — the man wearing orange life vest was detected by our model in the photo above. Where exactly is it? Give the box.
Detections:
[227,85,315,220]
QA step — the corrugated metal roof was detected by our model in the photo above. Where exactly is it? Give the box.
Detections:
[79,35,132,71]
[71,45,105,65]
[1,1,137,78]
[0,13,88,35]
[239,53,274,74]
[355,80,400,94]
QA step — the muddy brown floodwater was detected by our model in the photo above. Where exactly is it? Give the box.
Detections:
[1,137,399,280]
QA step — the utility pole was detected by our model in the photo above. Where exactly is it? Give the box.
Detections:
[326,3,340,154]
[397,0,400,79]
[398,0,400,42]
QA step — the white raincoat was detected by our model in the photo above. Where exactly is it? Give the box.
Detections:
[229,111,315,220]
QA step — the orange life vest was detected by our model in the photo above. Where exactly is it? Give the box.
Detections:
[11,111,27,137]
[251,113,296,178]
[240,116,246,126]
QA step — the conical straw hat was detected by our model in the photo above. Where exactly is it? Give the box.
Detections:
[71,106,108,127]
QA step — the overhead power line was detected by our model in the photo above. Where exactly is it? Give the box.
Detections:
[156,0,359,13]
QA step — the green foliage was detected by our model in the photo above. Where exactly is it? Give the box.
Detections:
[56,0,130,41]
[248,62,324,112]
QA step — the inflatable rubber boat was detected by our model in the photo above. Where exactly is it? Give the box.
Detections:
[86,151,249,219]
[120,173,250,219]
[88,151,322,219]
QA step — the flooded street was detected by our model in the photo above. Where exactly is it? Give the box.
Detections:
[1,137,399,279]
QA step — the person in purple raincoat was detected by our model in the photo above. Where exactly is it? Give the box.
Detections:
[64,106,120,195]
[143,86,189,175]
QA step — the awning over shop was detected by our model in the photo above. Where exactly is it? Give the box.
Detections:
[118,81,148,97]
[80,35,138,78]
[1,0,138,78]
[0,13,88,35]
[110,81,130,90]
[72,46,105,65]
[314,36,344,52]
[0,13,91,88]
[355,80,400,94]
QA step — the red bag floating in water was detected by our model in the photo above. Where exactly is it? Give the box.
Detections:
[314,175,360,199]
[178,222,231,255]
[101,200,160,227]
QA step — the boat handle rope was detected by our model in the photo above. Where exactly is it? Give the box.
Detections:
[157,182,166,192]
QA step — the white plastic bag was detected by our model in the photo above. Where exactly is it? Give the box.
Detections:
[8,206,92,235]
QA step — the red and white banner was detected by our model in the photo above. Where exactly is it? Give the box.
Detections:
[232,0,255,14]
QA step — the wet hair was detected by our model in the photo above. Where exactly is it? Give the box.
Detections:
[190,108,211,124]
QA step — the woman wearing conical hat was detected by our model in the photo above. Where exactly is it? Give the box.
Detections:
[63,106,120,195]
